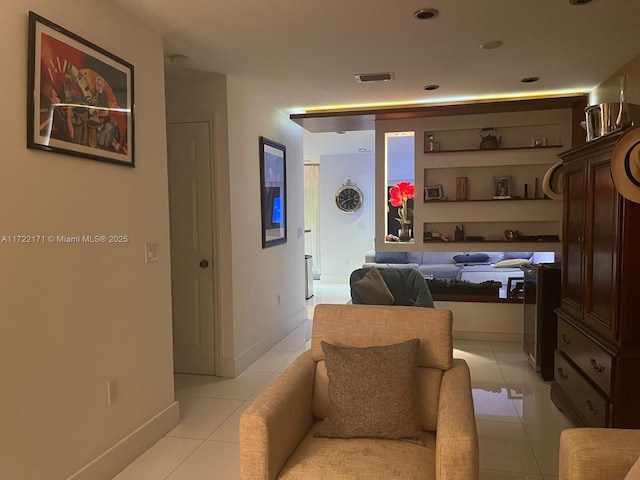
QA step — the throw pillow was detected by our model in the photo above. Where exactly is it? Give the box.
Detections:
[375,251,409,264]
[453,253,490,264]
[494,258,532,268]
[352,268,395,305]
[316,339,422,443]
[502,251,533,260]
[625,456,640,480]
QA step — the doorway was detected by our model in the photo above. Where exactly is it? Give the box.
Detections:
[167,121,216,375]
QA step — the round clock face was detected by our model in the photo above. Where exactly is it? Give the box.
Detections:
[335,186,363,213]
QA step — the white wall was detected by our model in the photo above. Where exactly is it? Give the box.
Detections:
[226,75,307,374]
[0,2,177,479]
[318,153,376,283]
[165,71,307,376]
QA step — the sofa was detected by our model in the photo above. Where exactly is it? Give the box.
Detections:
[239,304,479,479]
[364,250,556,298]
[559,428,640,480]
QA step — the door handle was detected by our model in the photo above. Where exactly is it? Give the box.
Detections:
[199,260,209,268]
[557,367,568,380]
[561,334,571,345]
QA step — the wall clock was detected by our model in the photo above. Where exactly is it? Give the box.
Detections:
[335,178,363,213]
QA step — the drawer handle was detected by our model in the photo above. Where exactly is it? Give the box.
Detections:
[557,367,568,380]
[561,334,571,345]
[590,358,605,373]
[586,400,600,416]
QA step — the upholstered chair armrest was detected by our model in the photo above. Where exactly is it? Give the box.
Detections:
[239,350,316,480]
[560,428,640,480]
[435,359,479,480]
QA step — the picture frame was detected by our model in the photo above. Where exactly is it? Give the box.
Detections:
[27,12,135,166]
[424,184,444,201]
[259,137,287,248]
[493,176,512,199]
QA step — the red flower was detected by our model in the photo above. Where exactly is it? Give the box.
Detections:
[388,181,415,207]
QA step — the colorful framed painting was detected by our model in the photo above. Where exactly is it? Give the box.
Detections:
[259,137,287,248]
[27,12,135,166]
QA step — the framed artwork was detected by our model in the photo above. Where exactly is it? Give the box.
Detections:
[493,176,512,199]
[259,137,287,248]
[424,184,444,201]
[27,12,135,166]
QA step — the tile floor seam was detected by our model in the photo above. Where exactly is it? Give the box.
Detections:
[161,438,206,480]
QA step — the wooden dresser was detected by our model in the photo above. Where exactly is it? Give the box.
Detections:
[551,130,640,428]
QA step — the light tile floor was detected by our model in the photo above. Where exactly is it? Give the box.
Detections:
[114,282,572,480]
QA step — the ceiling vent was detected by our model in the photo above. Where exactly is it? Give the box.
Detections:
[569,0,592,4]
[355,72,396,83]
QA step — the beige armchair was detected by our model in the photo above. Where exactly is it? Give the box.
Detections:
[560,428,640,480]
[240,304,479,479]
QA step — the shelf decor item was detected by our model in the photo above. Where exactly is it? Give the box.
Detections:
[456,177,468,200]
[424,184,444,201]
[493,176,512,199]
[27,12,134,166]
[389,181,415,242]
[616,74,632,129]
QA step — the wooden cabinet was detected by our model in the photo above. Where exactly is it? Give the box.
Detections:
[551,130,640,428]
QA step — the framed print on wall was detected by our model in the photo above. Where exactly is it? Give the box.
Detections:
[259,137,287,248]
[27,12,135,166]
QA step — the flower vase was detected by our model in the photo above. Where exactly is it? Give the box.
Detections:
[616,75,632,129]
[399,222,411,242]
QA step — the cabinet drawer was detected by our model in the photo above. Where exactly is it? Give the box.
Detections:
[557,318,612,396]
[555,351,609,427]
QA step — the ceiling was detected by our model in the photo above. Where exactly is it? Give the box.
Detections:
[111,0,639,117]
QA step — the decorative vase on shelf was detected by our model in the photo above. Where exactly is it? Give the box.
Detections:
[616,75,632,129]
[399,221,412,242]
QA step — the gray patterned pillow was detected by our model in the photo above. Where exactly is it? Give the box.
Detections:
[316,338,422,443]
[352,268,394,305]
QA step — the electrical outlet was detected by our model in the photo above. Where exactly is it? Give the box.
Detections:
[107,378,118,405]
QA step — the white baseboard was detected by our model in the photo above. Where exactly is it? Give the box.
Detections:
[66,401,180,480]
[453,330,522,343]
[221,307,308,377]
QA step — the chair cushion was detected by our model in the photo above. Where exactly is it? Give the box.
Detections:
[279,422,435,480]
[351,267,394,305]
[315,339,422,443]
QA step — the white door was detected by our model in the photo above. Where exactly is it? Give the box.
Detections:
[167,121,215,375]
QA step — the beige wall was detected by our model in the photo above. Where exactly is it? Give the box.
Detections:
[0,2,176,479]
[590,51,640,105]
[165,71,307,376]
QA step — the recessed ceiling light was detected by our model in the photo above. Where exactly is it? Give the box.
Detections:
[414,8,439,20]
[354,72,395,83]
[521,76,540,83]
[423,84,440,91]
[480,40,503,50]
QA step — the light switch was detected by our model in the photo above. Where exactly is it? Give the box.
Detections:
[145,242,159,263]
